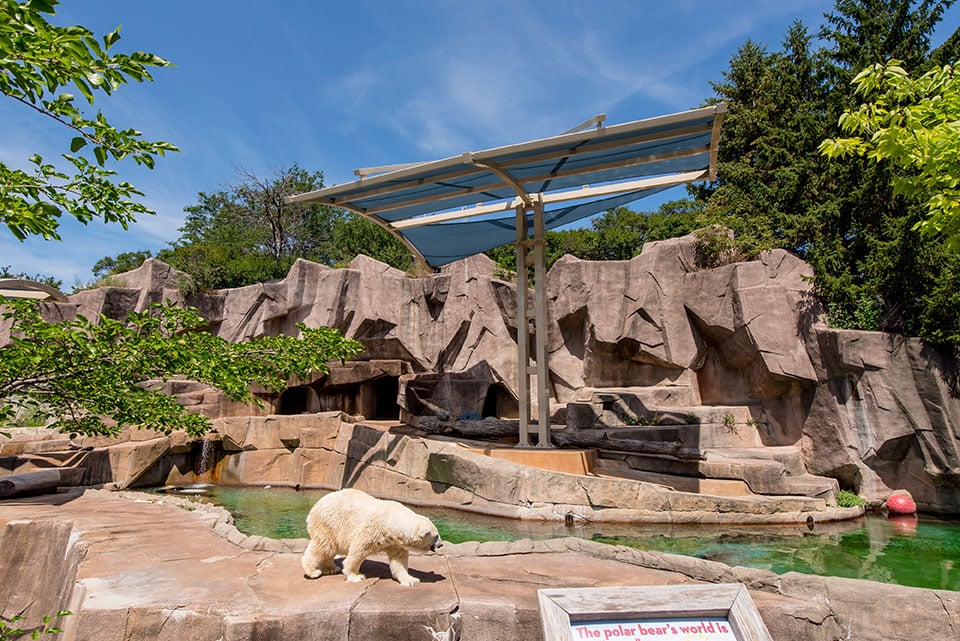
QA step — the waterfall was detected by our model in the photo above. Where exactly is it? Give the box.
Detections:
[199,437,214,475]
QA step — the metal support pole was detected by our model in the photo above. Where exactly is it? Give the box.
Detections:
[514,199,553,449]
[531,199,552,447]
[515,204,533,447]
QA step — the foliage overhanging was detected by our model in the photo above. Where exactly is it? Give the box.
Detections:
[0,0,178,241]
[0,300,364,437]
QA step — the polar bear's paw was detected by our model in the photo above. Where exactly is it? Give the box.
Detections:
[398,574,421,587]
[345,572,366,582]
[304,566,338,579]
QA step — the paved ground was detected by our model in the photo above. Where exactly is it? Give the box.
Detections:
[0,488,704,640]
[5,487,957,641]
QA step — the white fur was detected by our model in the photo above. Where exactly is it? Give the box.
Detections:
[300,488,442,586]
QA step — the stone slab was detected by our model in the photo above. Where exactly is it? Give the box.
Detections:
[465,447,596,475]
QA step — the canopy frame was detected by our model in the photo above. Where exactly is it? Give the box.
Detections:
[289,104,726,447]
[0,278,68,302]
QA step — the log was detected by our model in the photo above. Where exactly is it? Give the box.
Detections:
[551,430,705,461]
[417,417,705,461]
[418,416,517,438]
[0,469,62,498]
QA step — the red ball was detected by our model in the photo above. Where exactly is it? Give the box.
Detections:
[886,494,917,515]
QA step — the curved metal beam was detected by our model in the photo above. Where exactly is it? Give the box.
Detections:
[0,278,68,302]
[469,156,533,207]
[327,202,433,272]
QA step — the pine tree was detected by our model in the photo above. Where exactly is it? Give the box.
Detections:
[700,0,960,341]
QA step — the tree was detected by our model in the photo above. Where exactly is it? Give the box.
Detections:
[811,0,960,335]
[91,250,154,281]
[1,0,178,241]
[92,165,347,290]
[592,200,705,259]
[697,0,960,342]
[0,264,61,290]
[158,188,291,290]
[330,214,414,270]
[230,165,342,262]
[823,0,954,75]
[694,27,833,258]
[0,300,364,437]
[820,60,960,250]
[485,201,704,275]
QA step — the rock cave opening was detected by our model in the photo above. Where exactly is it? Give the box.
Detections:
[372,376,400,420]
[278,385,313,415]
[276,375,400,420]
[315,377,401,420]
[482,383,519,419]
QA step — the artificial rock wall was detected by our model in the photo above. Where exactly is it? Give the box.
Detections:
[30,231,960,512]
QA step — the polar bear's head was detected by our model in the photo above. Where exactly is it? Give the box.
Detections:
[409,517,443,553]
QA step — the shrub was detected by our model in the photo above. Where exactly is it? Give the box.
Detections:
[836,490,867,508]
[0,611,71,640]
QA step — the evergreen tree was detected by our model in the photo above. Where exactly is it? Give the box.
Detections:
[697,27,833,257]
[699,0,960,342]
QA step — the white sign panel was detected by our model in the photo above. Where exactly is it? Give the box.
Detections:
[538,583,772,641]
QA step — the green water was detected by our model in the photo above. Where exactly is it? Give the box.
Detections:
[189,486,960,591]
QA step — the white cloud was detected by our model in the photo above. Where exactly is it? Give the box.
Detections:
[403,98,472,157]
[1,232,103,287]
[328,70,380,109]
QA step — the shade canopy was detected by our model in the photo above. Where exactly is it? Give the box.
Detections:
[0,278,67,302]
[289,104,726,268]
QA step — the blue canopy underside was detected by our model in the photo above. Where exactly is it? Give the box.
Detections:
[403,187,670,267]
[291,105,726,269]
[359,140,712,223]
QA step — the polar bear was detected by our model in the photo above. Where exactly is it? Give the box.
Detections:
[300,488,443,586]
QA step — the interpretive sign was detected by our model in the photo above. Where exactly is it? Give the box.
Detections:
[538,583,773,641]
[570,617,737,640]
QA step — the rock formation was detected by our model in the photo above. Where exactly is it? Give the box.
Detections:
[15,231,960,512]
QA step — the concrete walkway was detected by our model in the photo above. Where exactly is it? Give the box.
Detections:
[1,488,957,641]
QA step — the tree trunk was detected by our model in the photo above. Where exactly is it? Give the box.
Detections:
[0,469,61,498]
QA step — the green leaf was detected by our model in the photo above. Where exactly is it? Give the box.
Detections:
[25,0,58,14]
[73,77,94,103]
[70,136,87,152]
[103,27,121,49]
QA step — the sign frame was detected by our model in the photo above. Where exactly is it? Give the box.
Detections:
[537,583,773,641]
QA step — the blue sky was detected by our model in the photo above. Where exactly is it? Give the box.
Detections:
[4,1,959,287]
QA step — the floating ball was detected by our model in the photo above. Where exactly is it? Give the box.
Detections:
[886,493,917,515]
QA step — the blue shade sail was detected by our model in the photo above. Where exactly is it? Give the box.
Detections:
[403,188,671,267]
[289,105,726,268]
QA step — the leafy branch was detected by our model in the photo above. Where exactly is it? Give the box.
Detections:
[0,300,364,437]
[820,59,960,251]
[1,0,179,240]
[0,610,71,641]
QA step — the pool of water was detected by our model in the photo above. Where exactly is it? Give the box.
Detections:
[179,485,960,591]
